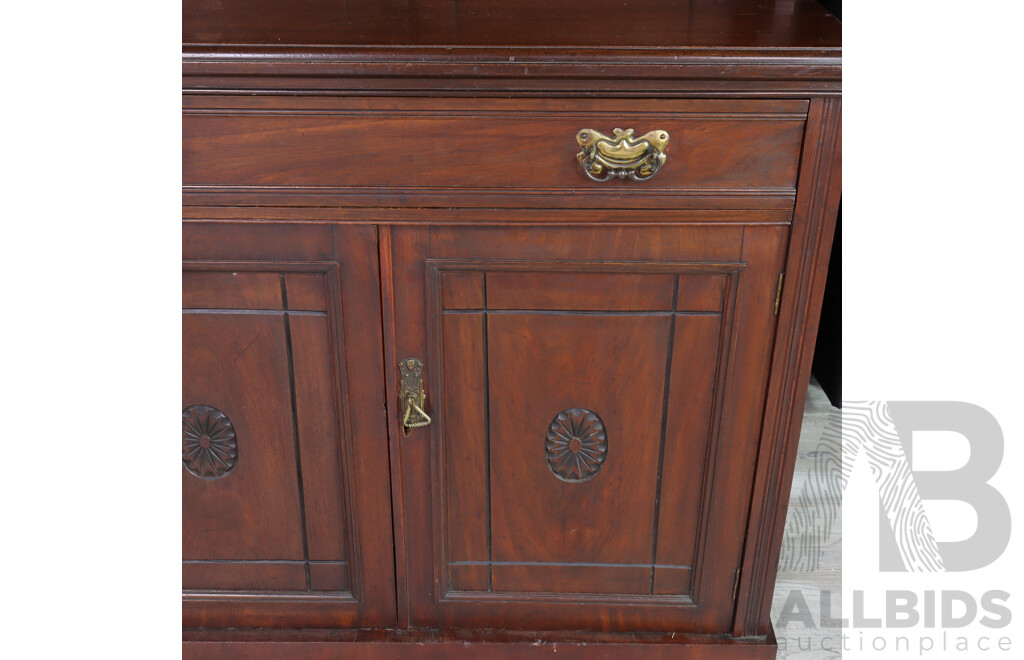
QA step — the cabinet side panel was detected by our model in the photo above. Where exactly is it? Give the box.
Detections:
[734,98,841,637]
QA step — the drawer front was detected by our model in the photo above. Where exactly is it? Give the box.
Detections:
[183,97,807,201]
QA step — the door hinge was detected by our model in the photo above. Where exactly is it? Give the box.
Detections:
[733,568,742,600]
[774,272,785,315]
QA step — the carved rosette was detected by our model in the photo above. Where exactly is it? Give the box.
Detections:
[182,405,238,479]
[545,408,608,482]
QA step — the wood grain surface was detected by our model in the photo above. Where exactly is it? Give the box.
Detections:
[184,0,841,50]
[183,627,779,659]
[181,1,842,653]
[183,97,807,206]
[382,224,788,633]
[182,1,840,95]
[182,223,397,629]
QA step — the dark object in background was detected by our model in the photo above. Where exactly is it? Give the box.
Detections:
[812,210,841,405]
[810,0,841,405]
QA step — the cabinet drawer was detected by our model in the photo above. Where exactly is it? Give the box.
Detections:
[183,97,807,198]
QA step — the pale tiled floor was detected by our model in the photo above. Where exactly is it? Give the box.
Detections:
[771,378,842,658]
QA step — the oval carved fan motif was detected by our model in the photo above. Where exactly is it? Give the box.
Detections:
[545,408,608,482]
[182,405,238,479]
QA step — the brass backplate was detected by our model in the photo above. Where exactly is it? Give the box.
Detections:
[576,128,669,182]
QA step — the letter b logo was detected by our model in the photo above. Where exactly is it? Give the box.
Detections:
[879,402,1010,571]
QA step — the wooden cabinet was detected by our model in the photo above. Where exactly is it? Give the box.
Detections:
[182,1,841,657]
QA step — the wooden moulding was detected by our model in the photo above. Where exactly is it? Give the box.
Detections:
[182,0,841,96]
[732,96,842,638]
[183,627,777,659]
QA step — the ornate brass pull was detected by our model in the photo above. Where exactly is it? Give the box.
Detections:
[399,357,431,435]
[576,128,669,182]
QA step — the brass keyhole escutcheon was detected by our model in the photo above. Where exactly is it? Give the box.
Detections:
[399,358,431,435]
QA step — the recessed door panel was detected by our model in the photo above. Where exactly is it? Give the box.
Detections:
[488,313,669,569]
[183,311,306,564]
[438,268,732,601]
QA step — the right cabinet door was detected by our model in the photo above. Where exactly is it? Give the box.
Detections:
[391,223,789,633]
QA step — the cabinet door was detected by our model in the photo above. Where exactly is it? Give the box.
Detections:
[182,223,395,628]
[389,224,787,633]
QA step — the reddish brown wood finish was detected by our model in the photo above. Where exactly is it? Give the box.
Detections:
[383,225,787,633]
[733,95,843,638]
[183,627,778,659]
[182,0,841,655]
[183,98,806,198]
[182,0,840,96]
[182,223,396,629]
[181,207,794,223]
[183,312,305,563]
[484,271,678,310]
[184,0,839,50]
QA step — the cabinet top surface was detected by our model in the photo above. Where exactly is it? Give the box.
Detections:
[183,0,841,57]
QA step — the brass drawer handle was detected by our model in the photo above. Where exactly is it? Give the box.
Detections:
[576,128,669,182]
[399,357,431,435]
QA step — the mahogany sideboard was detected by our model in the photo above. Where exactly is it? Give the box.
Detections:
[182,1,841,657]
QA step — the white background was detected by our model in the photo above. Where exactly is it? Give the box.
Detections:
[1,1,1021,657]
[2,2,182,656]
[844,1,1023,658]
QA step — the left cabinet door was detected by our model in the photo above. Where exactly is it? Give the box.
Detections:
[182,223,395,628]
